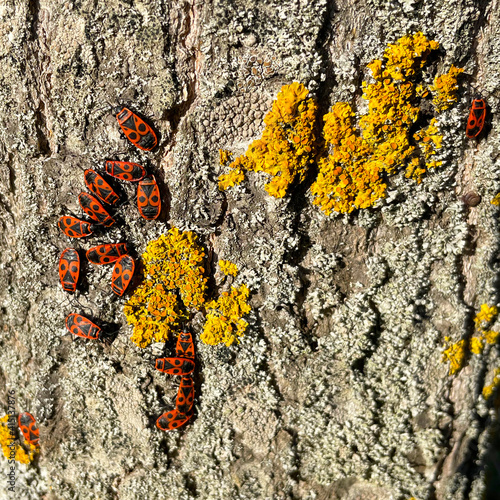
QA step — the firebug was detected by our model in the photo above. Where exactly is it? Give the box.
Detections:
[156,408,193,431]
[155,357,195,376]
[105,160,146,182]
[65,313,101,340]
[78,192,115,227]
[175,377,195,415]
[137,176,161,220]
[114,106,157,151]
[466,98,487,138]
[84,169,119,205]
[58,216,95,238]
[86,243,128,265]
[59,248,80,293]
[111,255,135,296]
[176,332,195,359]
[18,412,40,447]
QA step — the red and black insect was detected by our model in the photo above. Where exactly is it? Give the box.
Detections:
[155,357,195,376]
[84,169,119,205]
[18,412,40,447]
[105,161,146,182]
[114,106,158,151]
[86,243,128,265]
[59,248,80,293]
[137,176,161,220]
[58,216,95,238]
[156,408,193,431]
[175,377,195,415]
[111,255,135,296]
[176,332,195,359]
[65,313,101,340]
[466,98,487,138]
[78,192,115,227]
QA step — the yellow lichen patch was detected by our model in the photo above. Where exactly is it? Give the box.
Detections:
[491,193,500,205]
[409,119,443,183]
[201,285,251,346]
[483,329,500,344]
[383,32,439,80]
[441,337,467,375]
[219,259,238,277]
[312,33,446,214]
[0,416,35,464]
[483,368,500,400]
[431,65,464,112]
[219,149,233,165]
[469,336,485,355]
[219,82,318,197]
[474,303,498,328]
[124,227,207,348]
[310,102,387,214]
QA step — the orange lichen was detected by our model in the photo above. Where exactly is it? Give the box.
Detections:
[483,368,500,400]
[441,337,467,375]
[311,32,447,214]
[474,303,498,328]
[218,82,318,197]
[124,228,207,348]
[219,259,239,277]
[442,304,500,375]
[491,193,500,205]
[430,65,464,112]
[201,284,251,346]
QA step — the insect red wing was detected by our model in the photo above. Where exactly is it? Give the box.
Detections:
[18,412,40,446]
[154,357,195,376]
[59,248,80,293]
[175,377,195,415]
[115,107,157,151]
[466,99,487,138]
[111,255,135,296]
[175,332,195,359]
[156,408,193,431]
[105,161,146,181]
[58,216,93,238]
[86,243,128,265]
[137,177,161,220]
[65,313,101,340]
[83,169,119,205]
[78,193,115,227]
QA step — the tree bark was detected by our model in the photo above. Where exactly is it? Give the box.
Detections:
[0,0,499,499]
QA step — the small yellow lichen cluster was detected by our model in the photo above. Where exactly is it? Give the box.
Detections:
[430,65,464,112]
[219,259,238,277]
[491,193,500,205]
[311,32,452,214]
[441,338,467,375]
[219,82,318,197]
[470,304,499,354]
[124,228,207,348]
[483,368,500,400]
[408,118,443,183]
[442,304,499,375]
[0,416,35,464]
[201,284,251,346]
[219,149,232,165]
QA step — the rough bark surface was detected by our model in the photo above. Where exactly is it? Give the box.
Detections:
[1,0,500,499]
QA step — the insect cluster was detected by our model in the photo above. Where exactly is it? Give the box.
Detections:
[154,332,196,430]
[58,107,160,304]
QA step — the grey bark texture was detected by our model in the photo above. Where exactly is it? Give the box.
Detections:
[0,0,500,499]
